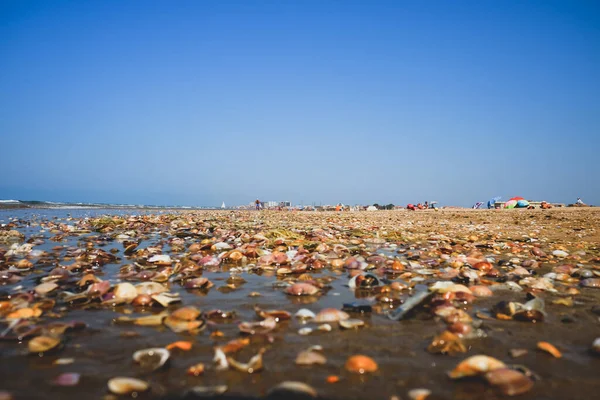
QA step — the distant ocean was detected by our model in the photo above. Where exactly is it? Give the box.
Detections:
[0,199,215,210]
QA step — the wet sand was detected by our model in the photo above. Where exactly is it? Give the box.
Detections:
[1,208,599,399]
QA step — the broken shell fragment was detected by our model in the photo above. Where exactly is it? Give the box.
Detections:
[151,292,181,307]
[171,306,201,321]
[345,355,378,374]
[227,348,266,373]
[133,347,170,371]
[295,308,316,320]
[53,372,81,387]
[537,341,562,358]
[187,363,205,376]
[164,315,205,333]
[35,282,58,296]
[107,377,149,395]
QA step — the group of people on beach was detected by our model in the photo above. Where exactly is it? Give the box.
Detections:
[407,201,432,211]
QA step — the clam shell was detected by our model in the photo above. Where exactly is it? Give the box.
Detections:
[113,283,138,301]
[485,368,534,396]
[448,355,506,379]
[294,308,316,320]
[171,306,201,321]
[314,308,349,323]
[133,347,170,371]
[227,348,265,373]
[339,319,365,329]
[35,282,58,296]
[107,377,149,395]
[164,315,204,333]
[295,350,327,365]
[188,385,228,396]
[28,336,60,353]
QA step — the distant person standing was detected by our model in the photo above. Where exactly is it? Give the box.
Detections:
[255,199,261,210]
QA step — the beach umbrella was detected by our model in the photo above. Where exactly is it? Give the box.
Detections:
[504,199,518,209]
[509,196,525,201]
[516,200,530,208]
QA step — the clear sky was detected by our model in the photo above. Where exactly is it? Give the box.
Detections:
[1,0,599,207]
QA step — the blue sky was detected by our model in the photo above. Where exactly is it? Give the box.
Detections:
[1,0,598,207]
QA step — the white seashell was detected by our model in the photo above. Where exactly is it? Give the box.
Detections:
[267,381,317,398]
[213,347,229,370]
[298,327,313,335]
[318,324,332,332]
[114,283,137,301]
[133,348,170,371]
[552,250,569,258]
[294,308,316,320]
[148,254,172,263]
[150,292,181,307]
[35,282,58,296]
[107,377,149,394]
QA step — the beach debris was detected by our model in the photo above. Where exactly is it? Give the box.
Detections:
[133,347,170,371]
[537,341,562,358]
[267,381,318,398]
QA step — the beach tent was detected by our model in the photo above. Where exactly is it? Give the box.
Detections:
[516,200,530,208]
[504,199,518,209]
[473,202,484,209]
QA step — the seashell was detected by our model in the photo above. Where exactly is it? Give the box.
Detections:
[148,254,172,265]
[227,348,265,373]
[581,278,600,288]
[345,355,378,374]
[107,377,149,395]
[318,324,332,331]
[267,381,317,398]
[135,282,167,295]
[408,388,431,400]
[348,273,380,289]
[537,341,562,358]
[427,331,467,355]
[166,341,192,351]
[133,347,170,371]
[295,350,327,365]
[184,277,214,289]
[295,308,316,320]
[339,319,365,329]
[552,250,568,258]
[470,285,493,297]
[171,306,201,321]
[188,385,228,396]
[531,247,546,257]
[87,280,110,297]
[298,327,313,335]
[131,294,153,306]
[429,281,472,294]
[255,307,291,322]
[221,338,250,354]
[35,282,58,296]
[187,363,205,376]
[164,315,204,333]
[133,312,168,326]
[314,308,349,323]
[28,335,60,353]
[53,372,80,387]
[113,283,137,301]
[285,283,319,296]
[448,355,506,379]
[213,347,229,370]
[53,358,75,365]
[485,368,534,396]
[151,292,181,307]
[591,338,600,355]
[239,317,277,335]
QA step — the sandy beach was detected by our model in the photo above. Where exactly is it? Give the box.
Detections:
[0,208,599,399]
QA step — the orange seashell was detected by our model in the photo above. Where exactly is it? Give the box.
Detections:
[345,355,378,374]
[221,338,251,354]
[171,306,201,321]
[7,307,36,319]
[472,261,492,272]
[326,375,340,383]
[537,341,562,358]
[166,341,192,351]
[187,363,205,376]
